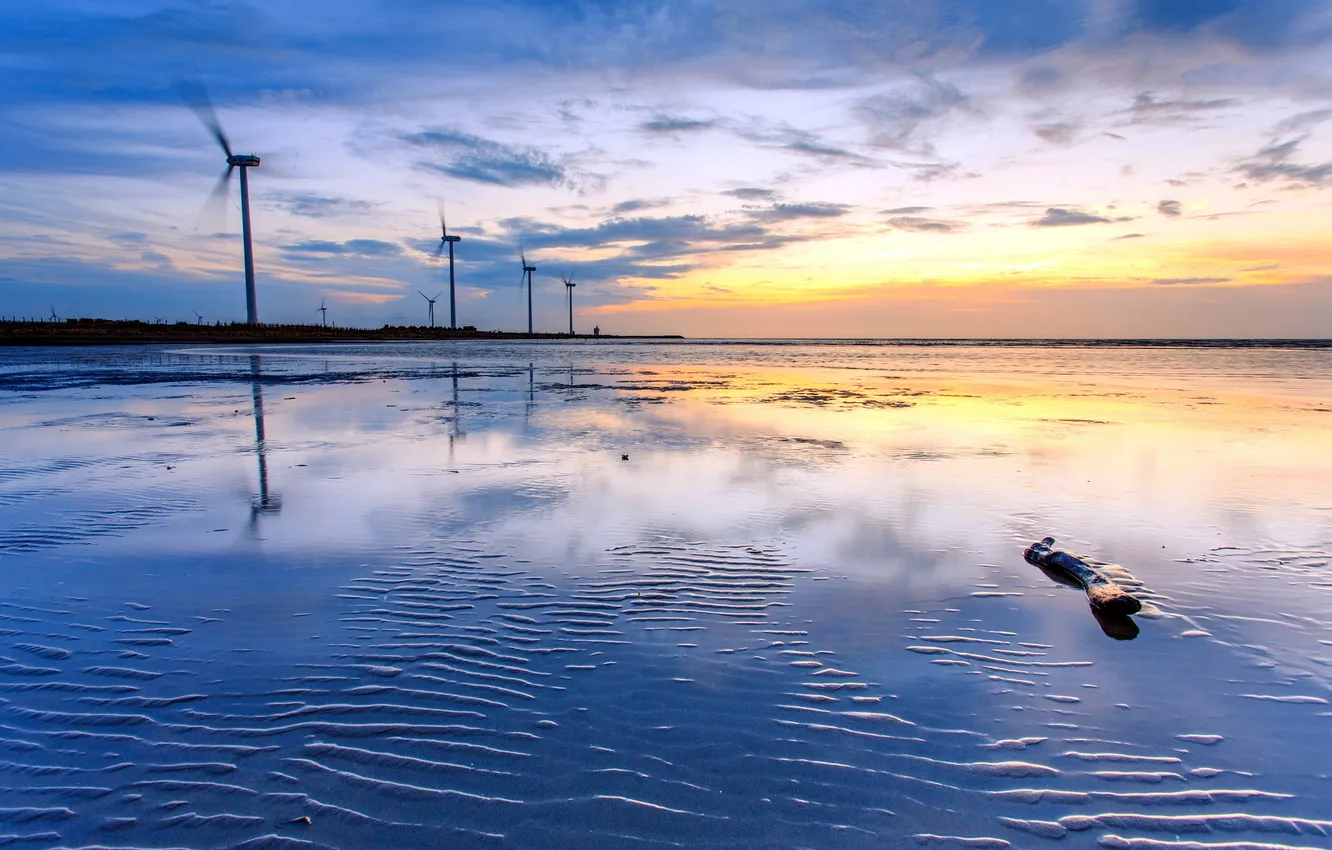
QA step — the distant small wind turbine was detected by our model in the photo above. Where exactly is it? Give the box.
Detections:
[193,309,203,325]
[419,291,442,328]
[519,249,536,334]
[316,299,328,327]
[48,306,58,322]
[152,315,163,324]
[179,80,264,324]
[434,200,462,329]
[562,273,576,336]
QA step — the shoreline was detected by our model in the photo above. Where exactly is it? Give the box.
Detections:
[0,320,683,346]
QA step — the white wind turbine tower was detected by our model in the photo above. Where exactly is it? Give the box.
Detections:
[316,300,328,327]
[519,249,536,334]
[179,81,264,324]
[193,309,203,325]
[419,291,442,328]
[433,201,462,329]
[562,273,576,336]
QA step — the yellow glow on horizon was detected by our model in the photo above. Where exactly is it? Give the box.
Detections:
[585,220,1332,316]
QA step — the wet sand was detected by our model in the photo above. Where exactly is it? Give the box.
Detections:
[1,341,1330,849]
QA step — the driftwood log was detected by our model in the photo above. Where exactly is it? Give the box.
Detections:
[1023,537,1142,616]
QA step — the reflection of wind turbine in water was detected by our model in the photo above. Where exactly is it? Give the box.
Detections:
[248,355,282,530]
[447,361,465,465]
[524,362,535,431]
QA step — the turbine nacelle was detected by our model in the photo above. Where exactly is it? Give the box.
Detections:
[442,234,461,243]
[227,154,261,167]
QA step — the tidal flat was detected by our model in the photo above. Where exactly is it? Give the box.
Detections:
[1,340,1330,849]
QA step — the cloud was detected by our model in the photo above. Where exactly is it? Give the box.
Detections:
[783,136,875,165]
[640,115,715,134]
[728,121,879,169]
[403,128,565,187]
[1033,122,1079,145]
[282,239,402,257]
[854,75,967,151]
[1234,136,1332,188]
[1031,207,1113,227]
[1157,200,1182,217]
[1273,109,1332,136]
[611,198,672,215]
[752,202,852,220]
[888,216,964,233]
[883,206,932,214]
[724,188,777,201]
[1242,264,1279,272]
[1152,277,1231,285]
[1125,92,1237,125]
[1113,232,1146,240]
[265,192,375,218]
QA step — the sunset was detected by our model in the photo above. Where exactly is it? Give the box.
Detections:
[3,1,1330,335]
[3,4,1332,849]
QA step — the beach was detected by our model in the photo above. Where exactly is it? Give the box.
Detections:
[1,340,1330,848]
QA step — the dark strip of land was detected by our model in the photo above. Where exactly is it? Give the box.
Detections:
[1,319,682,346]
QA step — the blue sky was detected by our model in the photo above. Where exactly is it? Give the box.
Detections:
[3,0,1332,336]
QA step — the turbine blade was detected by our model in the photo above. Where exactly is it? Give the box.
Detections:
[198,165,235,230]
[175,80,233,158]
[419,290,430,301]
[434,241,445,258]
[433,293,443,300]
[437,198,448,236]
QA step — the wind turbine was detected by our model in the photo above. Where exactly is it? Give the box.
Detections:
[48,307,58,322]
[562,273,576,336]
[316,299,328,327]
[433,201,462,329]
[180,81,263,324]
[519,249,536,334]
[193,309,203,325]
[419,291,442,328]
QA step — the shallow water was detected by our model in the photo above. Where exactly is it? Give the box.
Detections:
[1,341,1330,849]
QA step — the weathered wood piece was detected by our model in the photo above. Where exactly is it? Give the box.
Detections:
[1024,537,1142,616]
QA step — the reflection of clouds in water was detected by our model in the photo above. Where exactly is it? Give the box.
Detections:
[1,344,1331,846]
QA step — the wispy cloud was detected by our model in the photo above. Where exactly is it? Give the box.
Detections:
[1031,207,1113,227]
[854,75,967,152]
[640,115,715,134]
[1157,200,1182,217]
[751,202,852,220]
[282,239,402,257]
[724,188,778,201]
[1033,121,1079,145]
[265,192,375,218]
[1124,92,1237,125]
[888,216,964,233]
[1235,137,1332,188]
[1152,277,1231,285]
[404,128,565,187]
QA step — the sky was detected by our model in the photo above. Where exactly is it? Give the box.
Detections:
[2,0,1332,338]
